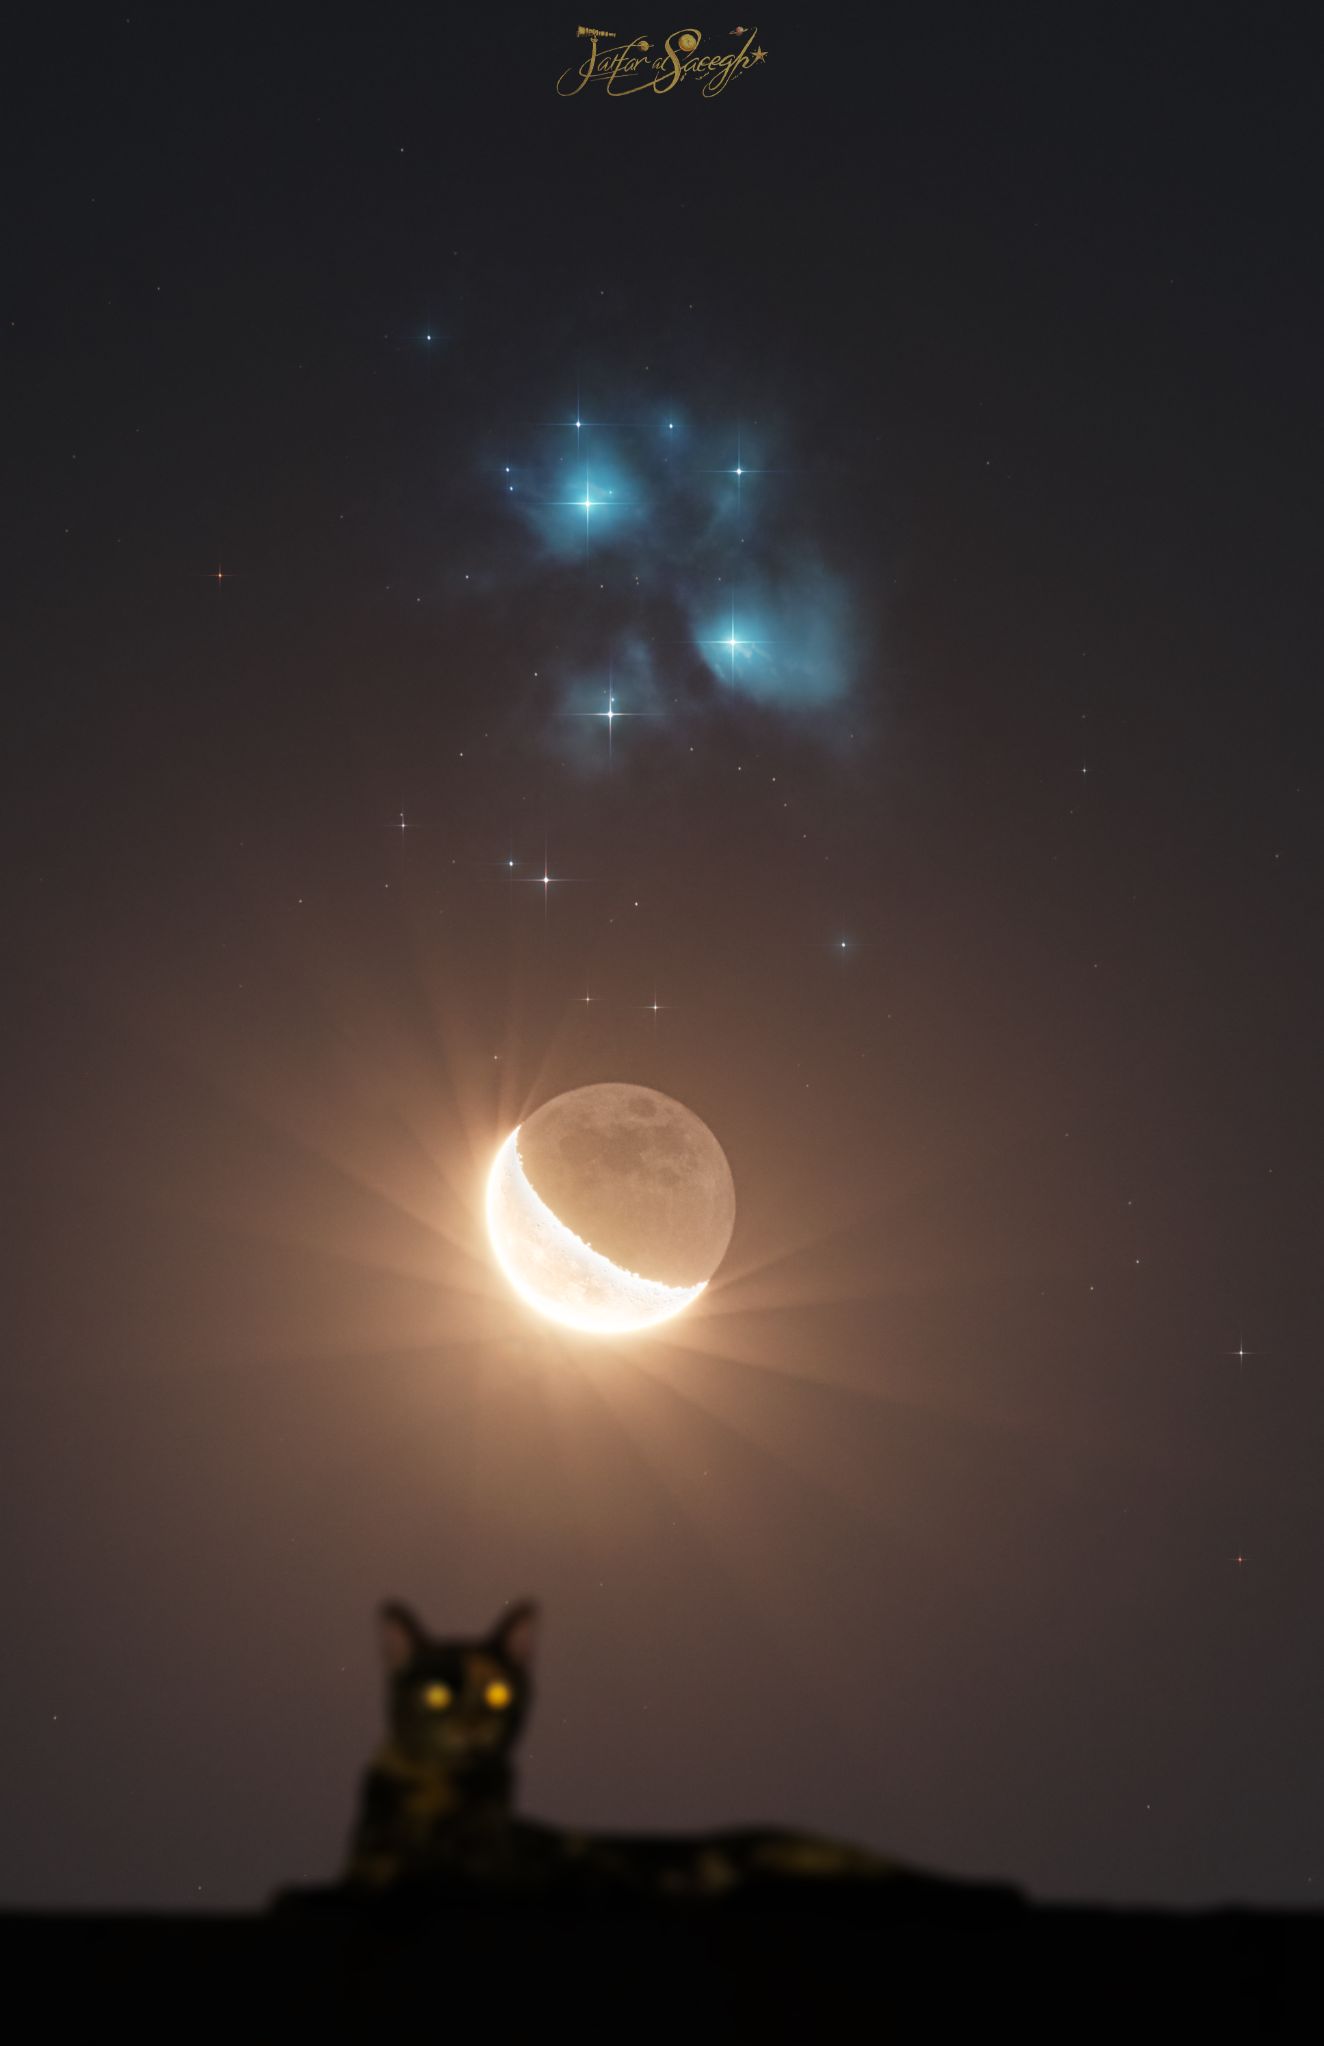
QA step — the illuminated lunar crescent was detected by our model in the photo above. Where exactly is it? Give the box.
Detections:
[485,1083,736,1334]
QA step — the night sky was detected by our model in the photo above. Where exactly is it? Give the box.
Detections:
[3,10,1320,1913]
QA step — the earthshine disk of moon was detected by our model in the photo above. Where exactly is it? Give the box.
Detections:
[485,1083,736,1334]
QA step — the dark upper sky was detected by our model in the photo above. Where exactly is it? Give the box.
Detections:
[2,8,1319,1911]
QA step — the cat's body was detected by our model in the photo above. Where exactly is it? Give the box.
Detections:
[344,1599,899,1901]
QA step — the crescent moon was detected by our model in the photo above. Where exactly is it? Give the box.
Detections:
[486,1128,706,1334]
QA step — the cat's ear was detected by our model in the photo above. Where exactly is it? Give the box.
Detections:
[378,1600,425,1675]
[491,1599,539,1672]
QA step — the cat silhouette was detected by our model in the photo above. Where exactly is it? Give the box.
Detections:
[345,1598,901,1900]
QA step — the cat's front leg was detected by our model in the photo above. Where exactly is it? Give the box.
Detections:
[343,1765,409,1888]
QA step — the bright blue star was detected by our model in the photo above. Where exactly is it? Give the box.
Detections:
[702,428,765,512]
[540,463,636,557]
[693,569,853,710]
[697,598,771,687]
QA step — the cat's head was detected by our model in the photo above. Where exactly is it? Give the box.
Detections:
[376,1599,538,1779]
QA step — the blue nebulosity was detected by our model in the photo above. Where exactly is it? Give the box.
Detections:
[490,401,862,743]
[694,564,853,708]
[507,439,649,563]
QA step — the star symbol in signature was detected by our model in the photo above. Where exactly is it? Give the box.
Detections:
[750,46,767,63]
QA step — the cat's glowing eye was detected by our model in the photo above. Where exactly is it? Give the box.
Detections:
[484,1679,513,1711]
[422,1682,453,1711]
